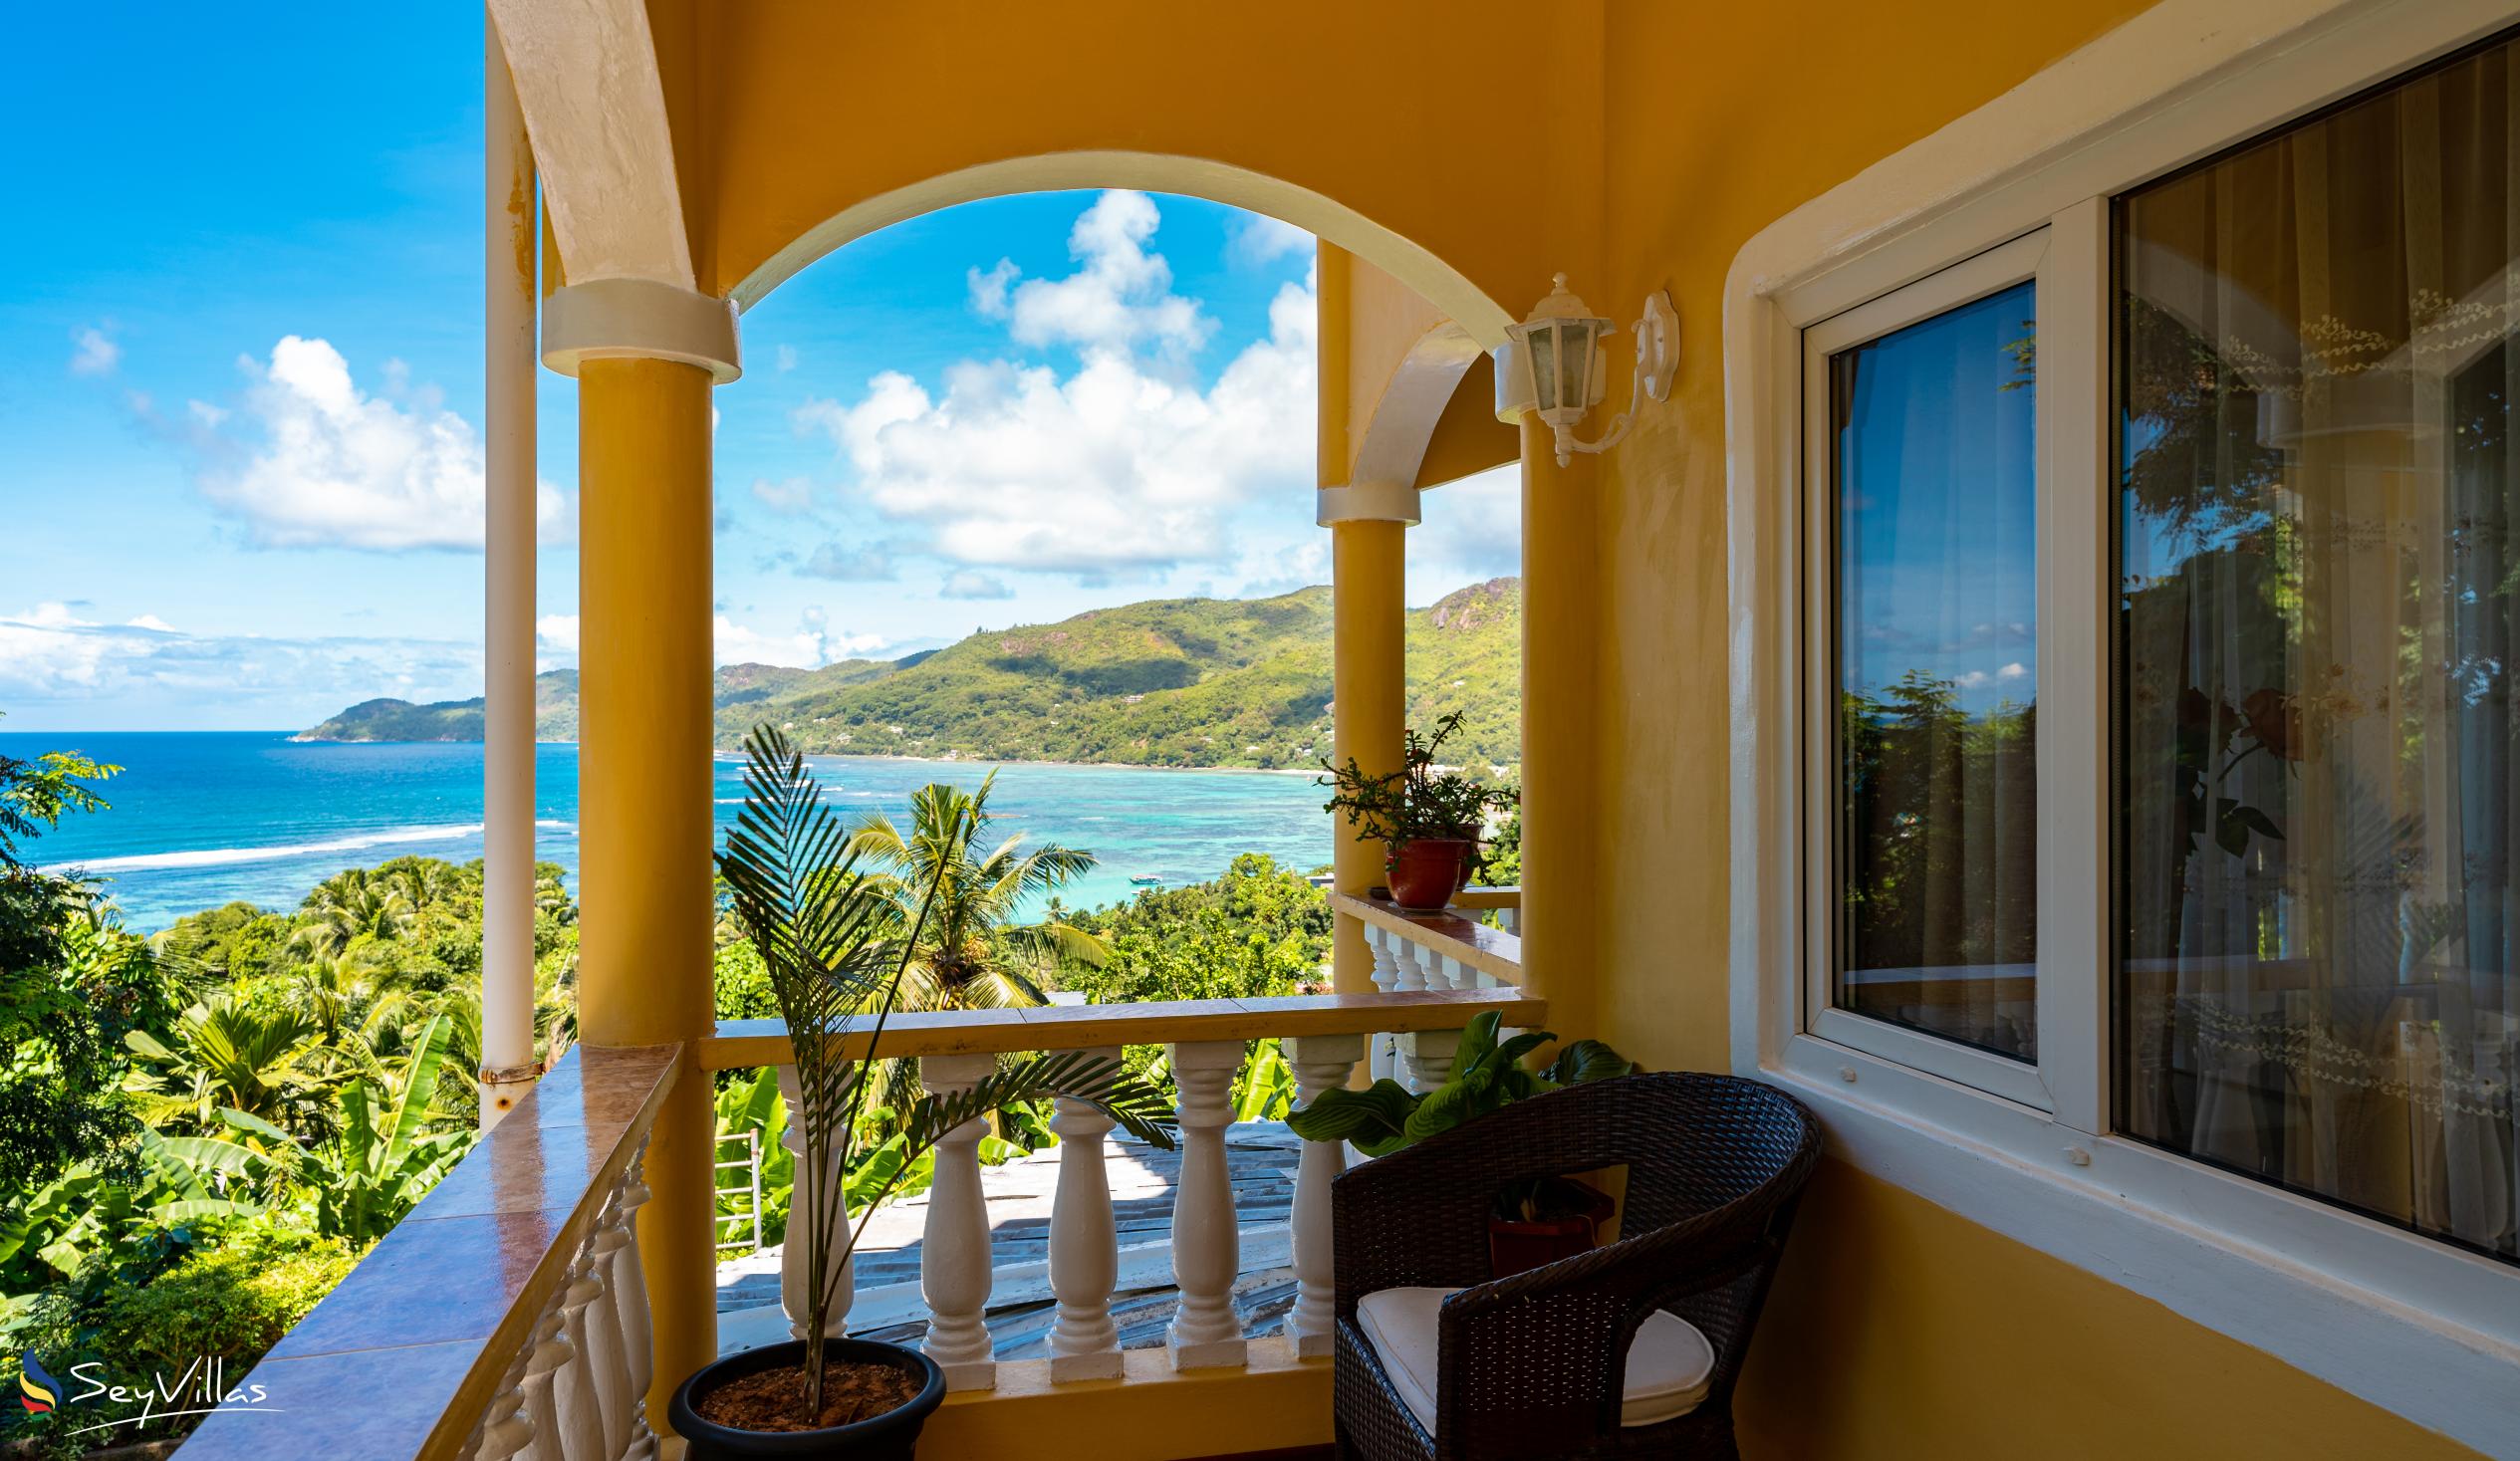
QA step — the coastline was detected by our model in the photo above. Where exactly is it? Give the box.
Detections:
[288,734,1326,778]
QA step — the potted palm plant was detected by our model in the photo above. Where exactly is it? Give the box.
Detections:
[1285,1009,1633,1273]
[1318,711,1519,911]
[670,727,1177,1459]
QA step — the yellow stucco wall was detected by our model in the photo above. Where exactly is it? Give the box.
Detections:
[626,1,2484,1453]
[1589,2,2476,1455]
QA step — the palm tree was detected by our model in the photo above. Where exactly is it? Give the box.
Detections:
[848,771,1110,1010]
[124,995,336,1137]
[293,868,413,957]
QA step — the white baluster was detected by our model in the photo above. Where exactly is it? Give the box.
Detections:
[516,1294,572,1461]
[1398,1028,1463,1096]
[918,1052,999,1390]
[1496,906,1520,938]
[551,1243,607,1461]
[472,1339,535,1461]
[1047,1046,1125,1381]
[1365,924,1401,994]
[1281,1034,1365,1358]
[776,1063,859,1339]
[1166,1040,1247,1369]
[1388,935,1429,993]
[1364,925,1401,1083]
[575,1200,633,1461]
[607,1145,656,1461]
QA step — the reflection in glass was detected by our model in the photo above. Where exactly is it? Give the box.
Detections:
[2119,36,2520,1265]
[1833,282,2039,1061]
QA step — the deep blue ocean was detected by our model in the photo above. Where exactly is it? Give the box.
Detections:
[3,732,1334,932]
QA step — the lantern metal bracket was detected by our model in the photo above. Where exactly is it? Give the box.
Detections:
[1545,290,1678,467]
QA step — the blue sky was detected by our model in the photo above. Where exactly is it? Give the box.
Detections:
[1836,283,2038,713]
[1,8,1518,733]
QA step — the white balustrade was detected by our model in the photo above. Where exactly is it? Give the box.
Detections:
[471,1339,535,1461]
[776,1063,859,1339]
[1165,1040,1248,1369]
[607,1142,656,1461]
[1046,1045,1127,1380]
[918,1052,1000,1390]
[1281,1033,1365,1357]
[587,1192,641,1461]
[551,1231,609,1460]
[468,1152,654,1461]
[514,1297,570,1461]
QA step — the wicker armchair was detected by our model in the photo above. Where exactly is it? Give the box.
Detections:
[1331,1072,1820,1461]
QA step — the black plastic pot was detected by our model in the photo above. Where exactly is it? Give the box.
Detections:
[669,1338,946,1461]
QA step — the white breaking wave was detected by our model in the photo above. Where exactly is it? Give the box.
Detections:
[47,823,490,874]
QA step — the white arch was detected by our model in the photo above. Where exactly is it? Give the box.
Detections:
[729,150,1515,348]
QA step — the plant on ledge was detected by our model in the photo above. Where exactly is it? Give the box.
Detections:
[1318,710,1519,912]
[673,725,1178,1458]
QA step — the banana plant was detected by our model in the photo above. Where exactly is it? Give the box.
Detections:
[1284,1009,1633,1157]
[715,724,1177,1424]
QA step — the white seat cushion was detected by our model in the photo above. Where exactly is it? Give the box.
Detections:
[1354,1286,1714,1432]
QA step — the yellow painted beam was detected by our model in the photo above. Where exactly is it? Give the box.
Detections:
[1516,418,1599,1046]
[1329,517,1405,995]
[575,354,719,1426]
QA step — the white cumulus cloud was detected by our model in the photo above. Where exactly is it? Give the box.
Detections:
[797,194,1316,578]
[196,336,567,552]
[535,614,581,652]
[1229,213,1313,268]
[70,326,121,376]
[967,190,1212,358]
[0,603,481,720]
[714,612,886,669]
[940,570,1013,601]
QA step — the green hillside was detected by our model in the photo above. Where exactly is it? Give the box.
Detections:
[300,580,1522,772]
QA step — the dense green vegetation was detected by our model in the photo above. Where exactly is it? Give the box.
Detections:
[2,733,1337,1454]
[300,580,1524,773]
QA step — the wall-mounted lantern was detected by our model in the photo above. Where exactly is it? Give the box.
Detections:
[1494,274,1678,466]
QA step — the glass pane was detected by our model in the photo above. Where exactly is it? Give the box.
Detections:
[2119,35,2520,1265]
[1832,281,2040,1061]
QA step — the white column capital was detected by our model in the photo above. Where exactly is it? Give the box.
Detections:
[543,277,742,382]
[1316,481,1422,526]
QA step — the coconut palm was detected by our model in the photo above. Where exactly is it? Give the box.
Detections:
[293,868,413,956]
[123,994,337,1137]
[847,771,1110,1011]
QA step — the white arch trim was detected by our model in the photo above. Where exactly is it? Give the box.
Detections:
[730,150,1515,348]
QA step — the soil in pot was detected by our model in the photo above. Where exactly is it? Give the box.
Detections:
[693,1356,921,1433]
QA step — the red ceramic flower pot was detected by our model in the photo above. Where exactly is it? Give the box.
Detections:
[1488,1178,1617,1276]
[1386,838,1475,911]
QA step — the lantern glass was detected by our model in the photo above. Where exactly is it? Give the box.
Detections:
[1553,318,1599,417]
[1527,325,1560,412]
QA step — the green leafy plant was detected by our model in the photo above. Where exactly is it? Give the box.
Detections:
[1317,711,1519,866]
[713,724,1178,1424]
[1286,1009,1632,1159]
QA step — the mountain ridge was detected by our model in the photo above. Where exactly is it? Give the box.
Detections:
[297,579,1521,771]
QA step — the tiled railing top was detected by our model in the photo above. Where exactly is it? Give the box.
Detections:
[172,1043,680,1461]
[698,986,1546,1069]
[1327,890,1524,983]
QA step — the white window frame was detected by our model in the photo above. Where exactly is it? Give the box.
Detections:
[1798,227,2091,1116]
[1724,1,2520,1451]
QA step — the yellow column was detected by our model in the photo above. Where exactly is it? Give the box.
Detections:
[1517,420,1599,1043]
[577,355,718,1418]
[1330,519,1407,992]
